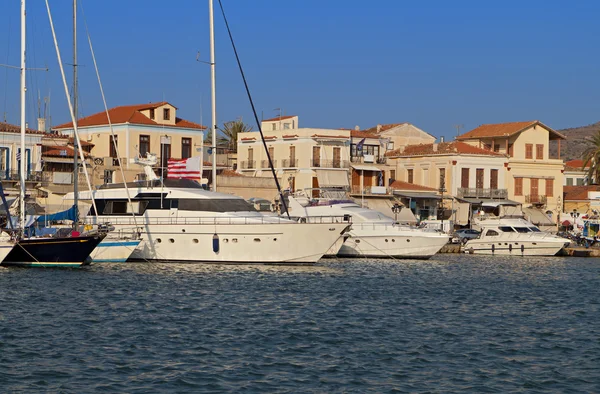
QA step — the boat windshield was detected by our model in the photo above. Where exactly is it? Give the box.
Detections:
[498,226,515,232]
[178,199,257,212]
[514,227,532,233]
[528,227,541,232]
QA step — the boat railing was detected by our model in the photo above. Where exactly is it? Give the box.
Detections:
[83,215,350,226]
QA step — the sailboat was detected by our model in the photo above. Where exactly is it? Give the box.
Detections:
[0,0,104,268]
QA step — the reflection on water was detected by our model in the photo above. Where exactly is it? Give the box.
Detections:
[1,254,599,392]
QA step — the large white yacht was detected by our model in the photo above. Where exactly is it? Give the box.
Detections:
[67,179,349,264]
[287,191,450,259]
[463,217,569,256]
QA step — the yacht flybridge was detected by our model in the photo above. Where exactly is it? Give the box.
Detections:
[463,217,569,256]
[68,178,350,264]
[287,190,450,259]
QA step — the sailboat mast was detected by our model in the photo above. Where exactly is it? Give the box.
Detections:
[209,0,217,192]
[19,0,26,233]
[72,0,79,226]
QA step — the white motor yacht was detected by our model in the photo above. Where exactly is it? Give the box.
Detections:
[287,192,450,259]
[67,179,349,264]
[463,217,569,256]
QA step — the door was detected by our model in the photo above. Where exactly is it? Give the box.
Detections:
[461,168,469,188]
[289,146,296,167]
[490,169,498,190]
[312,146,320,167]
[476,168,484,189]
[312,177,319,198]
[333,147,341,168]
[530,178,539,198]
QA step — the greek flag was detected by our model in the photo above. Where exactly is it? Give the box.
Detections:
[16,148,21,161]
[356,138,366,152]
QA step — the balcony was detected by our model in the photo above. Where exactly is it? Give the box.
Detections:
[311,159,349,168]
[525,194,547,205]
[260,159,277,168]
[457,188,508,199]
[351,155,387,164]
[350,185,391,195]
[239,160,256,170]
[281,159,298,168]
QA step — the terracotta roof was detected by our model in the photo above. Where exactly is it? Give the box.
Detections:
[282,134,298,139]
[350,129,379,138]
[311,134,348,139]
[262,115,296,122]
[565,159,590,170]
[564,185,600,201]
[360,123,407,134]
[240,137,256,141]
[263,136,277,140]
[390,180,438,192]
[457,120,566,141]
[0,121,46,135]
[42,145,90,158]
[53,102,205,130]
[385,141,506,157]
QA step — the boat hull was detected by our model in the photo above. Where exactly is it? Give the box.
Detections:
[0,242,15,264]
[337,232,450,259]
[463,239,568,256]
[91,220,349,264]
[90,238,142,263]
[1,235,106,268]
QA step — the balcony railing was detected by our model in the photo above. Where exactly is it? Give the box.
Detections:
[457,188,508,199]
[260,159,277,168]
[239,160,256,169]
[525,194,547,204]
[0,171,42,182]
[350,155,386,164]
[311,159,349,168]
[350,185,392,195]
[281,159,298,168]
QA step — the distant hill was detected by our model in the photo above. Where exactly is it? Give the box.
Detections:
[550,122,599,161]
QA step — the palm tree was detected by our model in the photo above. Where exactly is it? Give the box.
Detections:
[581,130,600,184]
[217,119,253,152]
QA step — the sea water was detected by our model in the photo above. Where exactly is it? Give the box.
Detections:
[0,254,599,393]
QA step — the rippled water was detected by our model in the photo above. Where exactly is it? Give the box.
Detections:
[1,255,599,393]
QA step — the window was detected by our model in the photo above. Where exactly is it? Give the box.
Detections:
[103,169,113,184]
[268,146,274,160]
[576,178,584,186]
[490,169,498,190]
[461,168,469,188]
[139,135,150,157]
[493,144,500,153]
[566,178,574,186]
[439,168,446,189]
[476,168,484,189]
[333,147,341,168]
[530,178,539,196]
[508,143,514,157]
[247,148,254,168]
[312,146,321,167]
[546,178,554,197]
[407,169,414,184]
[283,123,290,130]
[160,142,171,171]
[109,135,118,158]
[178,198,257,212]
[536,144,543,160]
[499,226,516,232]
[182,138,192,159]
[149,108,155,120]
[289,146,296,166]
[350,144,357,158]
[525,144,533,159]
[163,108,170,121]
[272,124,277,131]
[486,229,499,236]
[515,178,523,196]
[390,170,396,183]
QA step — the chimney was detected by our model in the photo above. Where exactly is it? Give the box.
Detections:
[376,124,382,133]
[37,118,46,132]
[354,125,360,131]
[432,143,438,152]
[440,136,444,143]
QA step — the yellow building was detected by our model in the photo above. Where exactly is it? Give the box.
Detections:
[457,120,565,211]
[53,101,205,184]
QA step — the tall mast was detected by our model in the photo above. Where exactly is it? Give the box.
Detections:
[209,0,217,192]
[19,0,26,233]
[72,0,79,225]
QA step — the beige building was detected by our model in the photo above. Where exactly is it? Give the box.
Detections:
[457,121,565,211]
[237,116,350,193]
[53,101,206,184]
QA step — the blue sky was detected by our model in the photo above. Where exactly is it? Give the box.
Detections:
[1,0,599,140]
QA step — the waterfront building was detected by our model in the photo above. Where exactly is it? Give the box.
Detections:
[564,159,589,186]
[456,121,565,211]
[53,101,206,184]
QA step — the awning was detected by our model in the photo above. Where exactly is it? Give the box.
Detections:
[456,197,521,207]
[522,207,554,225]
[393,191,441,200]
[351,164,382,172]
[315,169,349,187]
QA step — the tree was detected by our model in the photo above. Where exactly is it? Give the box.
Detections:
[217,119,252,152]
[582,130,600,184]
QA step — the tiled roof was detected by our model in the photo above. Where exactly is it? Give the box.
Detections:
[0,121,46,135]
[390,180,438,192]
[350,130,379,138]
[53,102,205,130]
[282,134,298,139]
[457,120,566,140]
[262,115,296,122]
[565,159,590,170]
[240,137,256,141]
[360,123,407,134]
[42,145,91,158]
[385,141,506,157]
[563,185,600,201]
[311,134,348,139]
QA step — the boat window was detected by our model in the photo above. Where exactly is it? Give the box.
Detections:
[102,200,149,215]
[514,227,531,233]
[486,229,499,236]
[498,226,515,232]
[178,198,257,212]
[528,227,541,232]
